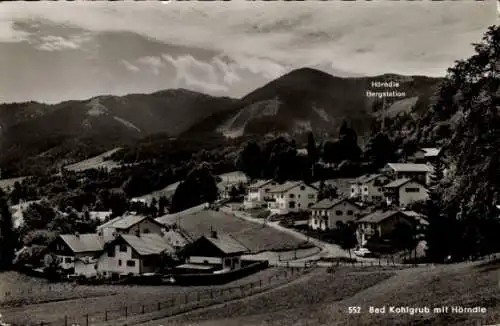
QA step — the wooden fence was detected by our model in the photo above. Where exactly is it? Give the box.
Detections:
[25,265,316,326]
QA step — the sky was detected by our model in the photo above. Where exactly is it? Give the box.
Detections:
[0,1,496,104]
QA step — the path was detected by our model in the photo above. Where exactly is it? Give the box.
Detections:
[220,205,378,264]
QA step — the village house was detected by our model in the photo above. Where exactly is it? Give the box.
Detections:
[350,174,390,203]
[45,233,104,276]
[383,163,433,185]
[421,147,441,164]
[177,231,250,273]
[308,198,364,231]
[96,232,175,278]
[267,181,319,215]
[383,178,428,208]
[402,210,429,239]
[243,179,279,209]
[97,214,165,242]
[356,210,418,247]
[217,171,249,200]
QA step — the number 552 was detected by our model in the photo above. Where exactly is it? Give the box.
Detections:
[348,306,361,314]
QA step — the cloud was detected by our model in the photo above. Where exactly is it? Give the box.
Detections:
[162,54,229,93]
[137,55,164,75]
[122,60,140,73]
[36,35,86,51]
[0,1,493,77]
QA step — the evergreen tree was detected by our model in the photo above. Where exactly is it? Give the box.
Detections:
[0,189,16,269]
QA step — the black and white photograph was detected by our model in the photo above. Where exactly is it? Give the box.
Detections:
[0,1,498,325]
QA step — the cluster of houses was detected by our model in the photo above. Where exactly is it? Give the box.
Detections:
[242,148,441,248]
[45,212,251,278]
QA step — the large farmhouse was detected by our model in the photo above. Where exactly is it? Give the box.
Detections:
[308,198,363,231]
[97,214,165,242]
[267,181,318,215]
[383,178,428,207]
[97,233,175,277]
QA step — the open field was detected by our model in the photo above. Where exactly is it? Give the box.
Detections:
[0,267,287,325]
[64,148,123,172]
[0,177,29,192]
[174,210,310,252]
[133,181,180,203]
[139,261,500,326]
[139,267,395,326]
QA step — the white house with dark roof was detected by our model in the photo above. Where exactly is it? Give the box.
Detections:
[384,163,433,185]
[46,233,104,276]
[97,214,165,242]
[178,231,250,273]
[383,178,428,207]
[356,210,417,246]
[97,233,175,277]
[267,181,318,215]
[421,148,441,163]
[308,198,364,231]
[350,174,390,203]
[243,179,279,209]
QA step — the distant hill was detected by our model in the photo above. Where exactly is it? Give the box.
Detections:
[185,68,442,138]
[0,89,237,175]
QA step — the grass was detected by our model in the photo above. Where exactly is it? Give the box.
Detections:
[137,260,500,326]
[64,148,122,172]
[0,268,286,326]
[142,267,394,326]
[175,210,309,252]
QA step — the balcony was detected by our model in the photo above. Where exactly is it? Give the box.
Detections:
[268,202,280,209]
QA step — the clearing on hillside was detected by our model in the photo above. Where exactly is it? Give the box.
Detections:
[64,148,123,172]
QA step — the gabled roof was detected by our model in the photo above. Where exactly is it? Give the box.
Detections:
[350,174,383,184]
[59,234,104,253]
[386,163,432,173]
[202,233,249,255]
[268,181,318,194]
[98,214,163,230]
[384,178,421,189]
[248,179,275,189]
[119,234,175,256]
[309,198,362,210]
[357,210,406,224]
[402,211,429,225]
[421,148,441,157]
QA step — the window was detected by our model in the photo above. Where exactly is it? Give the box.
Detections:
[64,257,72,263]
[224,258,231,267]
[289,201,296,209]
[298,194,301,198]
[143,228,150,234]
[308,203,313,208]
[347,210,354,216]
[289,194,295,198]
[300,186,306,191]
[405,187,420,193]
[364,187,368,192]
[126,260,136,267]
[118,260,122,266]
[308,194,315,199]
[119,244,127,252]
[335,210,343,216]
[107,247,115,257]
[351,188,355,193]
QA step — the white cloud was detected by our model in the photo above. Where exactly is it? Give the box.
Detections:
[137,55,164,75]
[36,35,83,51]
[121,60,140,72]
[0,1,493,77]
[162,54,229,93]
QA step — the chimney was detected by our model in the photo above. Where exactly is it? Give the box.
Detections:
[210,230,217,239]
[74,232,80,238]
